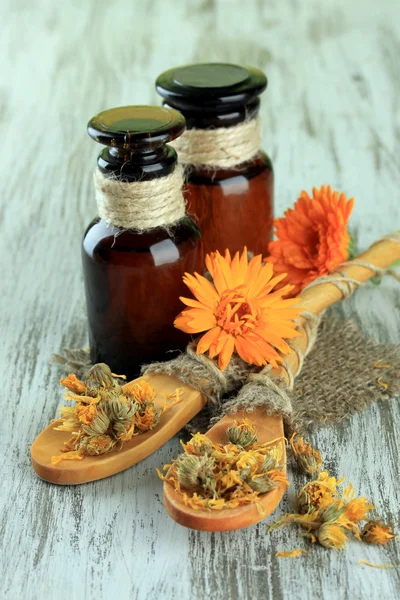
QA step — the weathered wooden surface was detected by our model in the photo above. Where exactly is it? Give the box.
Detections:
[1,0,399,598]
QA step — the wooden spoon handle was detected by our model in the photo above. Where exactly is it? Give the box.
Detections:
[272,233,400,385]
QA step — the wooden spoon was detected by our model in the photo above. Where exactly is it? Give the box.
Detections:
[164,408,286,531]
[163,233,400,531]
[31,373,206,485]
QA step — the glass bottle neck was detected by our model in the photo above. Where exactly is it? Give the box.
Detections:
[162,98,260,129]
[97,145,178,181]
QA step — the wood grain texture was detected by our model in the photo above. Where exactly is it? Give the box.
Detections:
[0,0,399,598]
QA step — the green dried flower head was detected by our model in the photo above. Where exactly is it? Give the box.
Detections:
[290,434,323,477]
[319,503,346,524]
[109,396,137,439]
[226,419,258,448]
[108,394,138,422]
[82,408,110,437]
[295,455,320,477]
[248,474,278,493]
[297,488,312,514]
[85,363,118,395]
[176,454,215,491]
[260,453,278,474]
[187,433,213,456]
[84,434,115,456]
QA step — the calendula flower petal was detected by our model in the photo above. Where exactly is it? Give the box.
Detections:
[197,326,223,355]
[182,272,219,308]
[218,335,235,371]
[174,308,217,333]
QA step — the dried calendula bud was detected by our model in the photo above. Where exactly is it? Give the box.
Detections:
[342,494,374,524]
[236,452,260,479]
[260,452,278,473]
[85,363,118,395]
[319,503,346,524]
[135,404,162,433]
[85,434,115,456]
[185,433,213,456]
[227,419,258,448]
[318,523,348,549]
[82,408,110,437]
[176,454,215,491]
[290,433,323,476]
[108,394,137,423]
[60,374,87,394]
[298,471,342,514]
[268,469,290,490]
[361,520,396,545]
[124,380,156,404]
[76,403,97,425]
[248,473,278,493]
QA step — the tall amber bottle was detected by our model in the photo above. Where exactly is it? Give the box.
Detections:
[156,63,273,257]
[82,106,202,378]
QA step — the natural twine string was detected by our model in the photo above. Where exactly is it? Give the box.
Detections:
[94,165,186,230]
[303,247,398,298]
[170,118,261,169]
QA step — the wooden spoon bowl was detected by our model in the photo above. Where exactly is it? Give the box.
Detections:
[163,408,286,531]
[31,374,206,485]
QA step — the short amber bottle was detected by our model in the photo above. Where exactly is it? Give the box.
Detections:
[156,63,274,257]
[82,106,202,378]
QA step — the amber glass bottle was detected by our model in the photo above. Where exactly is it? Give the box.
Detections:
[82,106,202,378]
[156,63,274,257]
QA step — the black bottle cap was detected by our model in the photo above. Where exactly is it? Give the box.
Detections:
[87,105,185,180]
[88,105,185,151]
[156,63,267,127]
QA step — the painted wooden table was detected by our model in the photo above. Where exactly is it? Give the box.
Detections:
[1,1,399,598]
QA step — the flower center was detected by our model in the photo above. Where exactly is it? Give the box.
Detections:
[216,289,257,336]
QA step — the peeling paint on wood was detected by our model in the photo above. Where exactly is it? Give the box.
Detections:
[1,0,399,598]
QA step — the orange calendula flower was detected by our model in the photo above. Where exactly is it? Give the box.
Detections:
[174,247,301,370]
[318,523,348,550]
[76,403,97,425]
[340,486,375,524]
[361,521,396,545]
[298,470,344,513]
[60,374,86,394]
[266,186,354,296]
[124,380,156,404]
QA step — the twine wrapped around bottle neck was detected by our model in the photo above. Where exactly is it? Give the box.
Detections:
[93,165,186,231]
[170,118,262,169]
